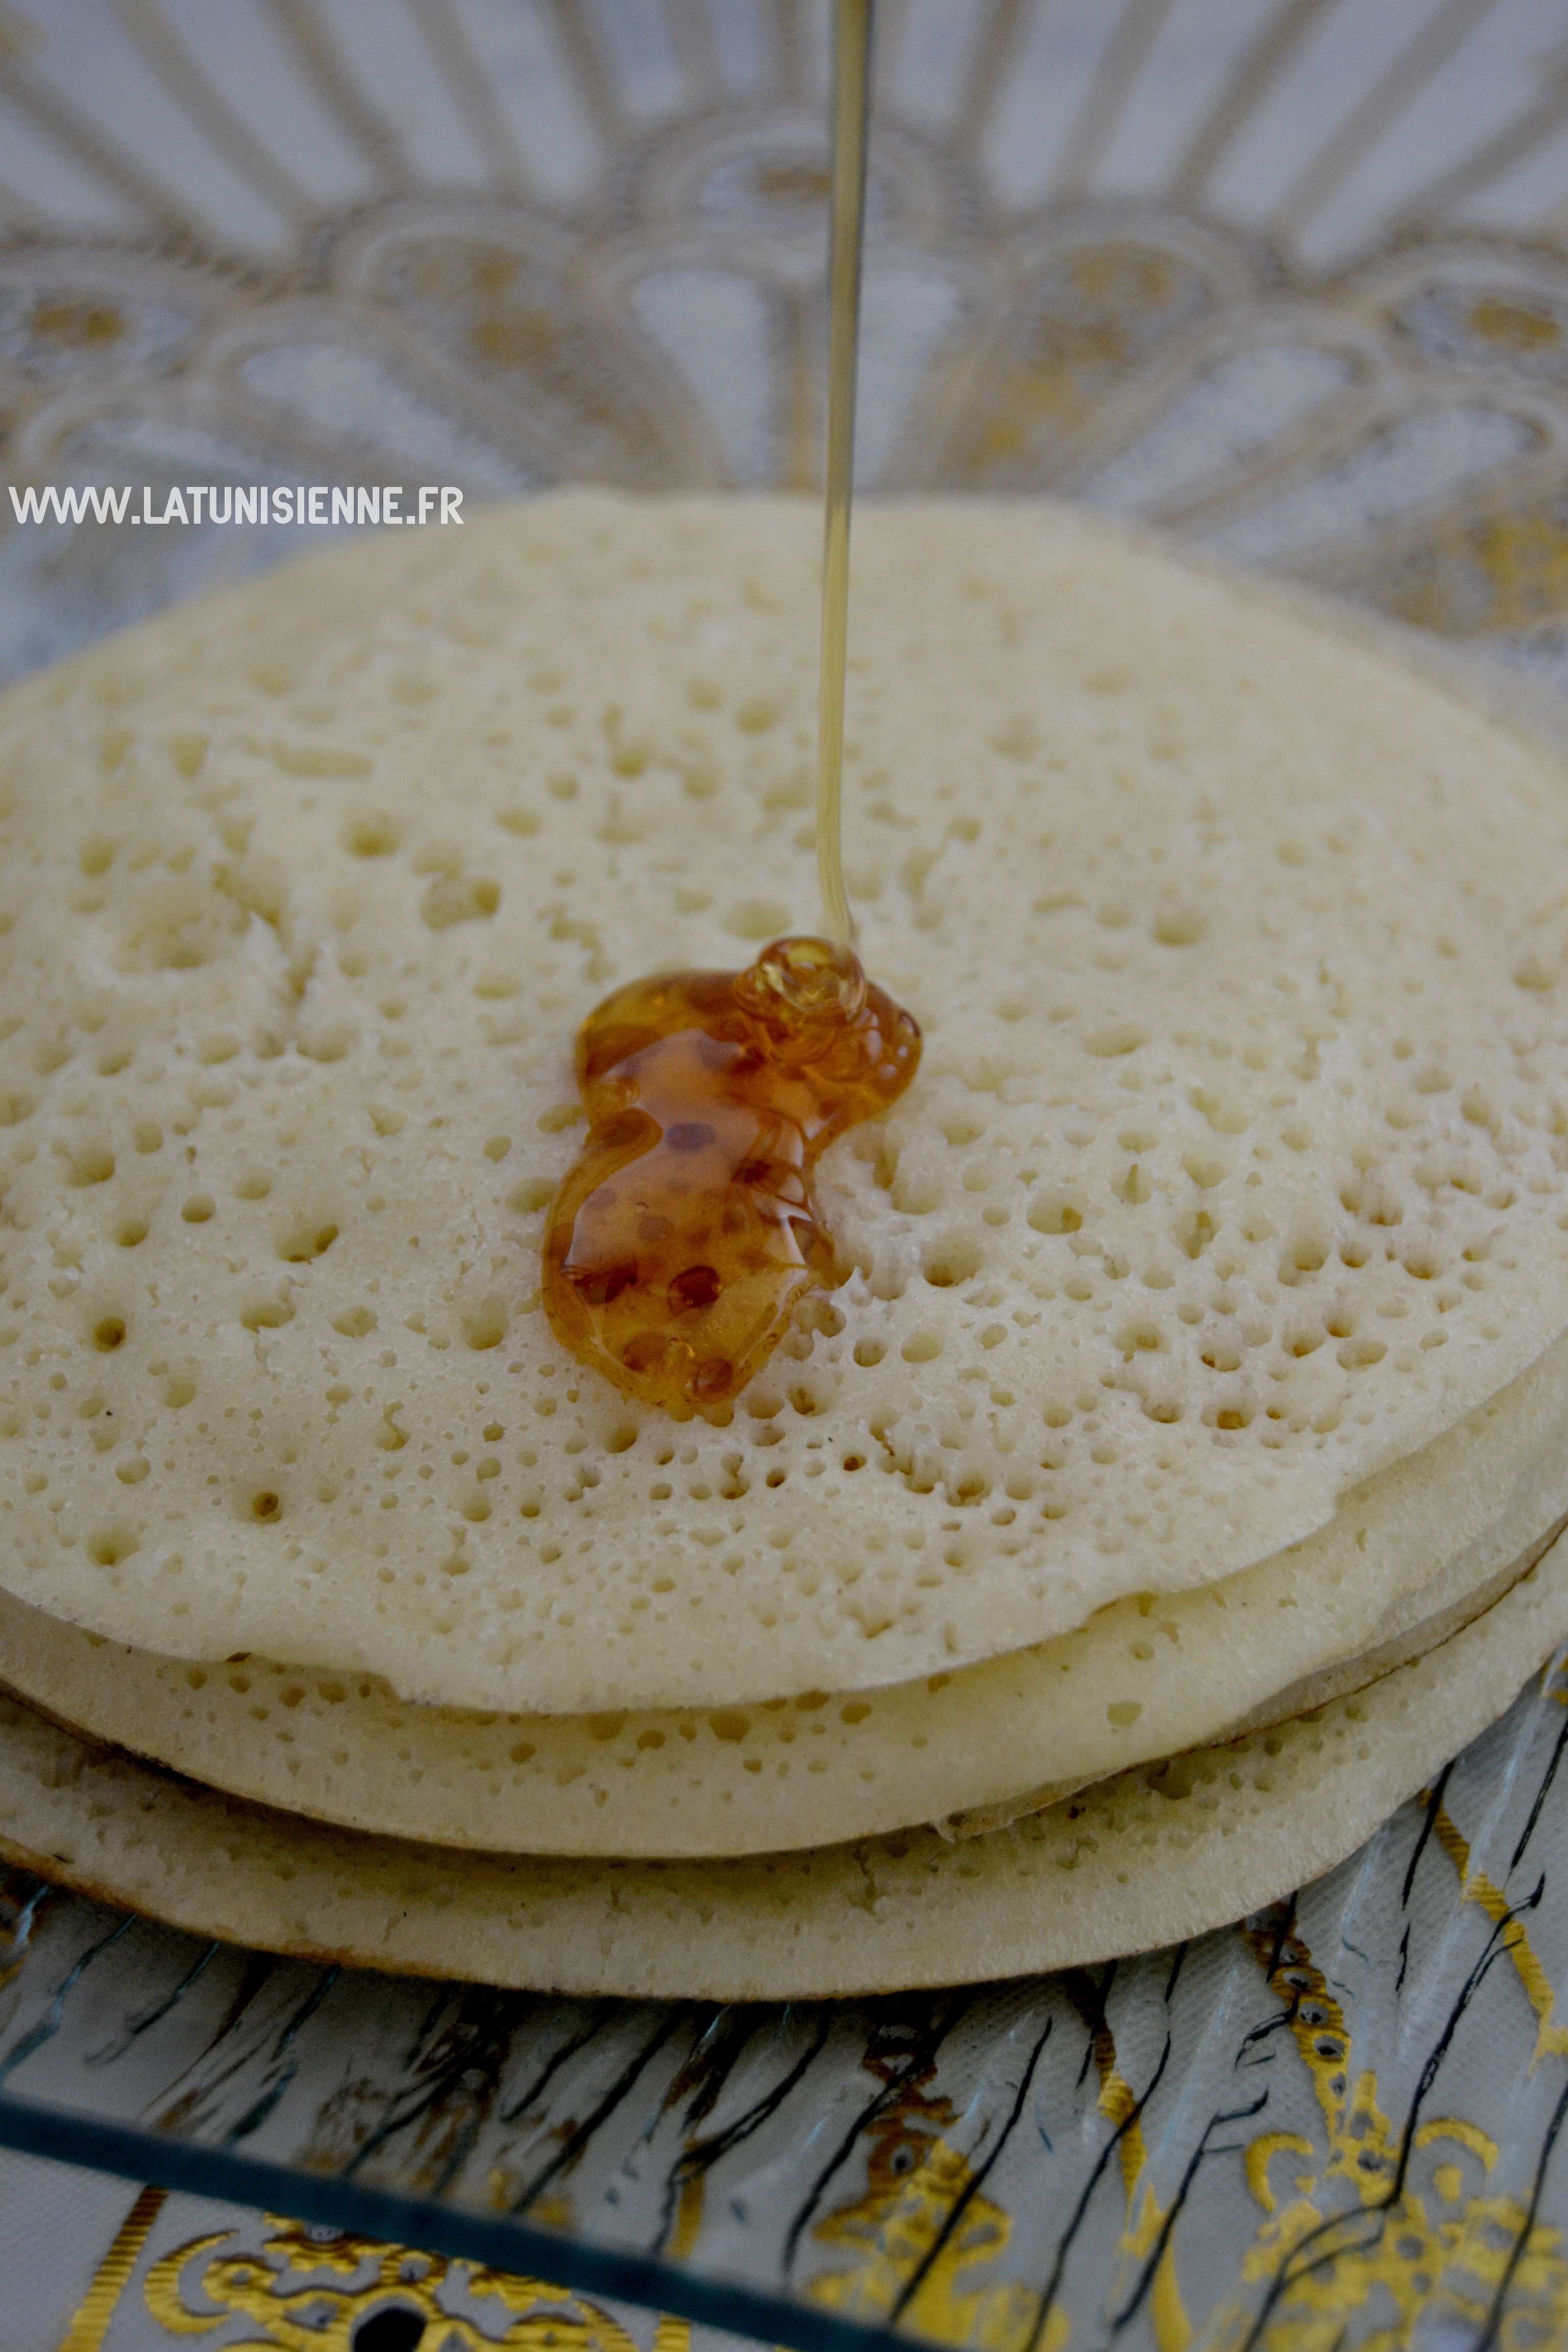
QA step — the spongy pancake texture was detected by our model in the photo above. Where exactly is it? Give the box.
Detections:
[2,1536,1565,1999]
[6,1317,1568,1854]
[3,494,1568,1711]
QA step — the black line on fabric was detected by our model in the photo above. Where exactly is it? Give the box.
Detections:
[87,1942,220,2067]
[1510,1699,1568,1872]
[1018,2032,1172,2352]
[0,1915,132,2089]
[499,2000,620,2126]
[338,1986,519,2191]
[1248,1899,1296,1991]
[152,1951,295,2131]
[1236,2012,1292,2064]
[1401,1768,1452,1909]
[657,2004,754,2149]
[1239,1887,1543,2349]
[154,1959,339,2144]
[650,2007,762,2252]
[1107,2089,1268,2336]
[780,1993,975,2278]
[222,1965,342,2148]
[508,2010,688,2213]
[210,1952,282,2052]
[655,2010,834,2257]
[888,2016,1052,2326]
[1070,1964,1117,2088]
[410,1982,457,2058]
[1475,2059,1568,2349]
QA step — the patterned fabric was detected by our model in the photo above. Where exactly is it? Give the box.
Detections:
[0,2155,689,2352]
[6,1656,1568,2349]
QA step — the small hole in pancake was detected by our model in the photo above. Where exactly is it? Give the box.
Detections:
[68,1144,115,1187]
[92,1317,126,1351]
[277,1216,337,1262]
[240,1297,293,1331]
[1028,1196,1082,1235]
[87,1526,136,1567]
[923,1239,983,1288]
[346,813,403,857]
[422,874,500,928]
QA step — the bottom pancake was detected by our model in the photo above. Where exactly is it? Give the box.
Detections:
[942,1536,1552,1837]
[3,1537,1566,2001]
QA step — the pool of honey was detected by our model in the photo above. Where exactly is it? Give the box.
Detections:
[543,937,920,1418]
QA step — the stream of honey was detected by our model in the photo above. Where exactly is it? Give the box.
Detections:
[815,0,874,952]
[543,1,918,1419]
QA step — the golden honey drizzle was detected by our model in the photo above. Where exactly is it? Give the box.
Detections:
[815,0,873,951]
[544,2,918,1419]
[543,937,918,1416]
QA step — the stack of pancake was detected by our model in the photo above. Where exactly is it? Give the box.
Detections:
[0,494,1565,1999]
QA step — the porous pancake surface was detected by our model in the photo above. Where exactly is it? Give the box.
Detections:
[2,494,1568,1712]
[2,1539,1564,1999]
[6,1319,1567,1853]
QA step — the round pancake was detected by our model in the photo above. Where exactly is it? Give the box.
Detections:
[2,1536,1563,1999]
[944,1544,1542,1837]
[4,495,1568,1712]
[5,1318,1567,1853]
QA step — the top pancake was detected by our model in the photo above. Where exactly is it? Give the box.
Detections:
[1,493,1566,1714]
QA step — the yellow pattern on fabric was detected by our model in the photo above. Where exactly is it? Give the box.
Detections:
[1431,1803,1568,2064]
[1400,510,1568,636]
[1062,1976,1189,2352]
[808,2105,1048,2350]
[667,2173,707,2262]
[953,248,1185,467]
[806,1984,1190,2352]
[1193,1912,1568,2347]
[141,2216,686,2352]
[1469,298,1562,350]
[58,2184,168,2351]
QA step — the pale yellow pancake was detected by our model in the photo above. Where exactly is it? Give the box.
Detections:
[3,1319,1563,1854]
[2,1536,1563,1999]
[3,500,1568,1713]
